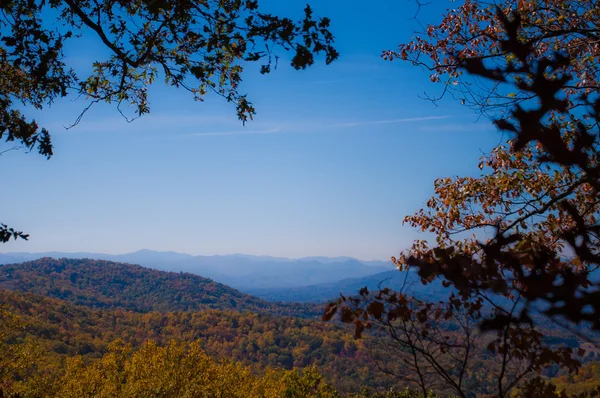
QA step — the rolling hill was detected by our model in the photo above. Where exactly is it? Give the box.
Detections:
[0,257,320,318]
[0,288,396,394]
[0,250,392,290]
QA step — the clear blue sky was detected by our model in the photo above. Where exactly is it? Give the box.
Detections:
[2,0,502,260]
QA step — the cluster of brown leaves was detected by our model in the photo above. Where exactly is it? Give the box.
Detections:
[326,1,600,396]
[385,0,600,113]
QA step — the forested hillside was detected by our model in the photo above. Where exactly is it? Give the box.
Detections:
[1,258,597,396]
[0,288,397,394]
[0,258,320,318]
[0,259,401,394]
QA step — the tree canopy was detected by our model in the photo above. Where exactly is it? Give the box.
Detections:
[389,0,600,337]
[325,1,600,396]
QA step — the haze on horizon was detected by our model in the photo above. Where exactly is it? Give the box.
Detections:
[0,248,392,263]
[1,0,502,260]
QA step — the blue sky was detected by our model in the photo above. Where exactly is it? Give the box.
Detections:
[1,0,503,260]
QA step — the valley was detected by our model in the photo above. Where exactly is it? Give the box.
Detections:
[0,256,597,396]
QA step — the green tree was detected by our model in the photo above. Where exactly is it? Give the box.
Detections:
[1,0,338,239]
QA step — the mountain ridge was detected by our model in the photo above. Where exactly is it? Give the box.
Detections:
[248,269,450,303]
[0,250,393,290]
[0,257,320,318]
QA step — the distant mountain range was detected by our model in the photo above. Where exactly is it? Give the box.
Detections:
[0,250,393,290]
[248,269,451,303]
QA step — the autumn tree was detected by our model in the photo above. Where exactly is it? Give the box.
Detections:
[326,0,600,396]
[1,0,338,240]
[0,306,44,395]
[55,339,339,398]
[326,144,587,396]
[388,0,600,342]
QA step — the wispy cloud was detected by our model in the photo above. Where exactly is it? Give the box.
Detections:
[180,115,459,138]
[337,115,452,128]
[185,128,283,137]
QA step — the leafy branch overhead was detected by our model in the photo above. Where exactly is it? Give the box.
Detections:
[0,224,28,243]
[328,0,600,331]
[0,0,338,156]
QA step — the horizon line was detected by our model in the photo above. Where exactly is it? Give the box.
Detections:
[0,249,394,263]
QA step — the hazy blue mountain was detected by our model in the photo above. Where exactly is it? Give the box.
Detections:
[298,256,392,268]
[362,260,395,268]
[213,258,386,290]
[247,269,451,303]
[0,250,393,290]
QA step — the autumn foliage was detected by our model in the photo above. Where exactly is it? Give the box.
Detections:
[325,1,600,396]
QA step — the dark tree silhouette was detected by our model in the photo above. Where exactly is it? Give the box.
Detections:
[326,1,600,396]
